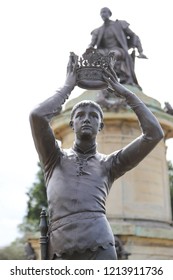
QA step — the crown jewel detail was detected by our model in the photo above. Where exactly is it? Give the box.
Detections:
[76,48,115,90]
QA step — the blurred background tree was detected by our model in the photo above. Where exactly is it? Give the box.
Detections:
[0,238,26,260]
[0,163,47,260]
[18,162,48,234]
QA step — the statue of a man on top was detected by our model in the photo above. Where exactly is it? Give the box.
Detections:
[88,7,147,88]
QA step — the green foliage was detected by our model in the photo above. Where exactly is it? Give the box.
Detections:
[0,238,26,260]
[168,160,173,219]
[19,163,48,234]
[0,163,47,259]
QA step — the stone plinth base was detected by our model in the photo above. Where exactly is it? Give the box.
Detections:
[111,221,173,259]
[28,234,41,260]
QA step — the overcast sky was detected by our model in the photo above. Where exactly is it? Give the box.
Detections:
[0,0,173,247]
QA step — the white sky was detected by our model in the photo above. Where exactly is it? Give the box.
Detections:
[0,0,173,247]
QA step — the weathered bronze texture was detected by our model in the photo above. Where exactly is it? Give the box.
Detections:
[164,102,173,115]
[76,48,115,90]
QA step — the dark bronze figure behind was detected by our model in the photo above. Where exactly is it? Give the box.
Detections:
[88,7,147,87]
[30,53,163,260]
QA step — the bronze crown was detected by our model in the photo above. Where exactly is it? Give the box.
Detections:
[76,48,115,90]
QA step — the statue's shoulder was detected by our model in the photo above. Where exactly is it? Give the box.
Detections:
[114,19,130,29]
[90,25,103,35]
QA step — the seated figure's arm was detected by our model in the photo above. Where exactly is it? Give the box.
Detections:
[88,28,99,48]
[120,20,147,58]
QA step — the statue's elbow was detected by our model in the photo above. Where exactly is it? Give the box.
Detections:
[145,125,164,144]
[154,126,164,143]
[29,106,42,124]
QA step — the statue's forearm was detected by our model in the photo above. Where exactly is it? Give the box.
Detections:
[124,91,164,142]
[30,85,74,122]
[114,90,164,172]
[29,85,73,164]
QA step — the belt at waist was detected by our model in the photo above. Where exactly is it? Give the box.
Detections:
[48,212,105,234]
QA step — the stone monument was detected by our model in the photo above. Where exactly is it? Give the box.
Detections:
[49,7,173,258]
[30,7,173,259]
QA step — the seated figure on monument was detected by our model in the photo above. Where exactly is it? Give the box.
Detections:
[88,7,147,87]
[29,53,163,260]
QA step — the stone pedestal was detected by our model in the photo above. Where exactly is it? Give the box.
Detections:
[50,85,173,259]
[28,233,41,260]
